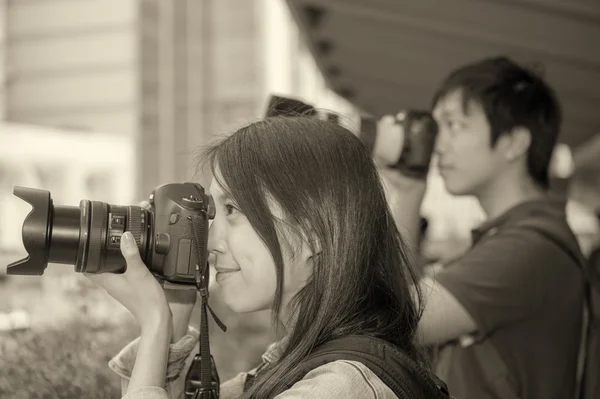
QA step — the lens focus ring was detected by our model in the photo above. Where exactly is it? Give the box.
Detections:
[87,201,108,273]
[127,206,143,246]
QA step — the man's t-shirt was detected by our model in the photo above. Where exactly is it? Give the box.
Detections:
[433,198,585,399]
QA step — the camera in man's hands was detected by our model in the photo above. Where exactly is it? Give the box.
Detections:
[265,95,317,118]
[6,182,214,286]
[362,110,439,179]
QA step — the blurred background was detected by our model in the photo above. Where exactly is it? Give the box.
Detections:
[0,0,599,398]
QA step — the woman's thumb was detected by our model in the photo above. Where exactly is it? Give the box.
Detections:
[120,231,141,262]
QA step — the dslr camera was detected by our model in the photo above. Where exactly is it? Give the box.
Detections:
[7,182,214,286]
[360,110,439,179]
[263,94,439,179]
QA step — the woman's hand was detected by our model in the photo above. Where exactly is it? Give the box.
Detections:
[85,231,172,332]
[164,286,198,342]
[86,232,173,394]
[137,199,199,341]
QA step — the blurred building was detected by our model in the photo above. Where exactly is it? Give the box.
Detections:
[0,0,5,119]
[0,0,140,252]
[0,0,354,196]
[0,0,550,244]
[1,0,597,253]
[0,122,135,253]
[0,0,353,252]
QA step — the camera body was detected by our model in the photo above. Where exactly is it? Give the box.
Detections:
[263,95,438,178]
[361,110,438,179]
[146,183,215,285]
[392,110,439,178]
[7,182,214,286]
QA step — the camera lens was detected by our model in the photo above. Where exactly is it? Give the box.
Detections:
[6,186,151,276]
[77,201,150,273]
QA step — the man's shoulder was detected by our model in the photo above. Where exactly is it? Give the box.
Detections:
[446,226,553,270]
[464,213,579,265]
[437,211,583,295]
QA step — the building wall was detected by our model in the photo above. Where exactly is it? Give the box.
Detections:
[136,0,353,197]
[2,0,266,200]
[137,0,265,197]
[4,0,139,135]
[259,0,359,130]
[0,122,136,252]
[0,0,6,120]
[0,0,140,251]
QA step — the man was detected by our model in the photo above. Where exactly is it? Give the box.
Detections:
[382,56,586,399]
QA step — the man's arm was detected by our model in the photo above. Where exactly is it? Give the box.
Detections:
[378,166,479,346]
[378,167,427,252]
[413,276,477,346]
[414,229,563,347]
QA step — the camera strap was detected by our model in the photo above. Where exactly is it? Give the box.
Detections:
[184,215,227,399]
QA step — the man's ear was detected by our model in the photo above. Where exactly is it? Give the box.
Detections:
[499,126,532,161]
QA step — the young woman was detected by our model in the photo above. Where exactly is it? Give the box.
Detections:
[88,116,434,399]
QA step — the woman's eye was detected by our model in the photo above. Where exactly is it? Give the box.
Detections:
[224,203,239,216]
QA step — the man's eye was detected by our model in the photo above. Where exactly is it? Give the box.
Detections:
[448,120,465,131]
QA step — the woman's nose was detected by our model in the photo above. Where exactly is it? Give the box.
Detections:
[207,219,226,254]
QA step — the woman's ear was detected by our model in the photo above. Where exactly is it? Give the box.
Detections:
[296,227,321,261]
[310,235,322,258]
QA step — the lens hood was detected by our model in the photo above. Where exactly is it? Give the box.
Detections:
[6,186,53,275]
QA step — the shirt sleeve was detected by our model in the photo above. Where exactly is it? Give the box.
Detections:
[275,361,391,399]
[110,326,262,399]
[121,387,170,399]
[119,373,251,399]
[434,228,565,336]
[109,326,200,399]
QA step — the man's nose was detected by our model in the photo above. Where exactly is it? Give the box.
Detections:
[434,127,450,156]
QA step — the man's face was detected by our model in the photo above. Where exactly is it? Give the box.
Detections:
[432,90,506,197]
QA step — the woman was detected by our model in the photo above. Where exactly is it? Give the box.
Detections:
[88,117,432,399]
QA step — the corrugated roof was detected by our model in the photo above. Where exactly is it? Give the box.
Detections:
[285,0,600,151]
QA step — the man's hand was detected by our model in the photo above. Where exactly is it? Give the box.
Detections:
[377,162,428,200]
[377,163,428,250]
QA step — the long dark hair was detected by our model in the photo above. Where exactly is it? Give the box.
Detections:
[199,117,424,398]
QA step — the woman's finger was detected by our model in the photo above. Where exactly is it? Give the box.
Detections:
[120,232,149,279]
[120,232,140,262]
[83,270,123,288]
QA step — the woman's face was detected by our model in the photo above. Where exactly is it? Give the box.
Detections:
[207,176,313,314]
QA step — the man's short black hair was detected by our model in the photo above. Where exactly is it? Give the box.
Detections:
[432,56,562,188]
